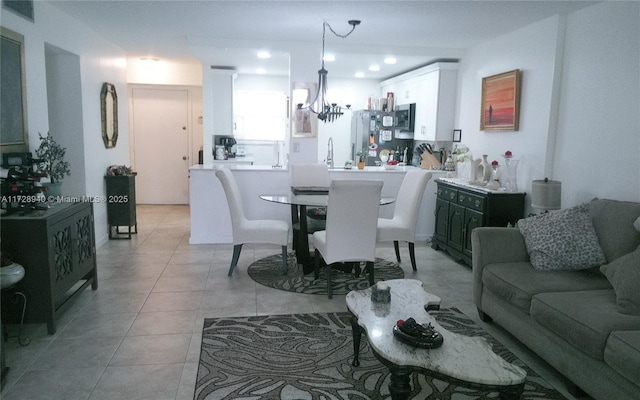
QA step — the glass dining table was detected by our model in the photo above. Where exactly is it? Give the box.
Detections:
[260,192,396,275]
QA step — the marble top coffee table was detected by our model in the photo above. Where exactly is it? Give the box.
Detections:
[346,279,526,399]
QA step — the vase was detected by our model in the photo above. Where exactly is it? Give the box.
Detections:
[357,161,365,170]
[42,182,63,197]
[477,155,492,184]
[501,159,519,192]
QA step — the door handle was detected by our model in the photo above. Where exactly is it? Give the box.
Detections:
[182,156,187,160]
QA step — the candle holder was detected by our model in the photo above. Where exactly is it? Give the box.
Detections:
[371,281,391,304]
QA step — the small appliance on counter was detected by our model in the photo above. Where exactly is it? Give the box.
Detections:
[213,135,237,159]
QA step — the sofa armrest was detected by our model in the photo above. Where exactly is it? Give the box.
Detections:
[471,227,529,308]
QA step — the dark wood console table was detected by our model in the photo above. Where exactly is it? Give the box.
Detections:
[432,178,525,265]
[1,202,98,334]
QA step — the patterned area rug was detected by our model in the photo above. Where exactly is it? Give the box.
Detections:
[247,252,404,295]
[195,308,566,400]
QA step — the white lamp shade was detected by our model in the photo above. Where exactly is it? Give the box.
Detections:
[531,179,562,210]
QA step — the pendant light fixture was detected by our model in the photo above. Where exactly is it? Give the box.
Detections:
[308,19,361,123]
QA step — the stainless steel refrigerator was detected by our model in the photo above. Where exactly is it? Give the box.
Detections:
[350,110,414,166]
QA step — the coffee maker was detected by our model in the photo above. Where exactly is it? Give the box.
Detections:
[215,136,237,158]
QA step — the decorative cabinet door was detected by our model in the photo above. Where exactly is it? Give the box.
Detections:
[433,198,449,244]
[463,208,483,259]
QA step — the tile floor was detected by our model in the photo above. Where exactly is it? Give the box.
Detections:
[1,205,589,399]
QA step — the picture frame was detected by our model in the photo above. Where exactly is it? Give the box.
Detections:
[480,69,521,131]
[2,0,34,22]
[291,82,317,138]
[0,27,29,153]
[453,129,462,142]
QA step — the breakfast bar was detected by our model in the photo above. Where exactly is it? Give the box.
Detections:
[189,164,444,244]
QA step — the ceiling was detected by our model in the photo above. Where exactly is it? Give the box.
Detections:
[49,0,596,80]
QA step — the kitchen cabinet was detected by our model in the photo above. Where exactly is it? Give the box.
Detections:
[414,64,458,141]
[432,179,525,265]
[1,202,97,334]
[380,62,458,140]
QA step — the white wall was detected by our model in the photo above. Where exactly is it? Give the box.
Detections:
[455,1,640,211]
[3,2,130,246]
[455,15,562,210]
[554,2,640,204]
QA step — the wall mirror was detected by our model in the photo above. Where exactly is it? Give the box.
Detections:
[100,82,118,148]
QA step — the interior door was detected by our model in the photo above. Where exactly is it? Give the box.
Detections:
[132,87,189,204]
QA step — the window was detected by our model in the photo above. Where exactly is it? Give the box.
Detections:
[234,90,287,141]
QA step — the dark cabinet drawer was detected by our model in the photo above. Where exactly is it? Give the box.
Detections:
[437,185,458,202]
[458,191,485,212]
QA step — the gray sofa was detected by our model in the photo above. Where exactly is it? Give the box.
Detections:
[472,198,640,400]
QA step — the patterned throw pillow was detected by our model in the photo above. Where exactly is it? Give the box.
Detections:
[600,245,640,315]
[518,204,607,271]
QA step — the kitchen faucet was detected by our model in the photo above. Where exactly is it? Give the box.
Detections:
[326,137,334,169]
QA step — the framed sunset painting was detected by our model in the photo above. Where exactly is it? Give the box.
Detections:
[480,69,521,131]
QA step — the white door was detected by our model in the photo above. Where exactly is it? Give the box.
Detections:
[132,87,190,204]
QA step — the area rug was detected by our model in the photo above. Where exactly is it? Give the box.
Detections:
[195,308,566,400]
[247,252,404,295]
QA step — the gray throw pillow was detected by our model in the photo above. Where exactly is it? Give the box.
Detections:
[518,204,607,271]
[600,245,640,315]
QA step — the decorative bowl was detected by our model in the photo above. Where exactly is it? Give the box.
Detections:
[383,164,397,170]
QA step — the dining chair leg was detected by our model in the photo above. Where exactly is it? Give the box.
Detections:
[366,261,374,286]
[327,263,333,299]
[281,245,288,275]
[393,241,401,263]
[409,242,417,271]
[228,244,243,276]
[314,249,321,280]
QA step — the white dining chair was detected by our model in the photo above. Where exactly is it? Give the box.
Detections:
[377,170,432,271]
[313,180,383,299]
[215,168,290,276]
[290,163,331,251]
[290,163,331,228]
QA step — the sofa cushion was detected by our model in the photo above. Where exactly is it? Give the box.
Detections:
[483,262,611,313]
[604,330,640,386]
[588,198,640,262]
[530,290,640,360]
[518,204,607,271]
[600,245,640,315]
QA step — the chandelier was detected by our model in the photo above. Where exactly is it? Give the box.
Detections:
[308,20,361,123]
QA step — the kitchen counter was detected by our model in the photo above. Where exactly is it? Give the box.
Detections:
[189,164,446,244]
[190,164,424,172]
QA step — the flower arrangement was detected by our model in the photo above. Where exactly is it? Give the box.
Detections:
[453,144,472,163]
[35,132,71,183]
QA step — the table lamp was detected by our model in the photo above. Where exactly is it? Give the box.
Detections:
[531,178,561,213]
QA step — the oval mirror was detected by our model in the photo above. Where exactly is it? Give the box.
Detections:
[101,82,118,148]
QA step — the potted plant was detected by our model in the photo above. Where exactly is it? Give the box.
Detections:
[35,132,70,196]
[356,149,368,170]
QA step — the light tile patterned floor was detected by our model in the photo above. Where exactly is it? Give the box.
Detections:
[1,205,588,399]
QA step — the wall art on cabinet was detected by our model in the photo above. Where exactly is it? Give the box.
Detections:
[480,69,521,131]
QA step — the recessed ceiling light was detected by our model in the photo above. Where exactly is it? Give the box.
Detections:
[384,57,397,64]
[257,51,271,59]
[355,72,365,78]
[256,68,266,74]
[323,54,335,62]
[369,65,380,72]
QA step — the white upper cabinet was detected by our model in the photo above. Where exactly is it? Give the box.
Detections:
[381,62,458,141]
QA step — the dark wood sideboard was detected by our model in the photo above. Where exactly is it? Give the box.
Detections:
[1,202,97,334]
[432,179,525,265]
